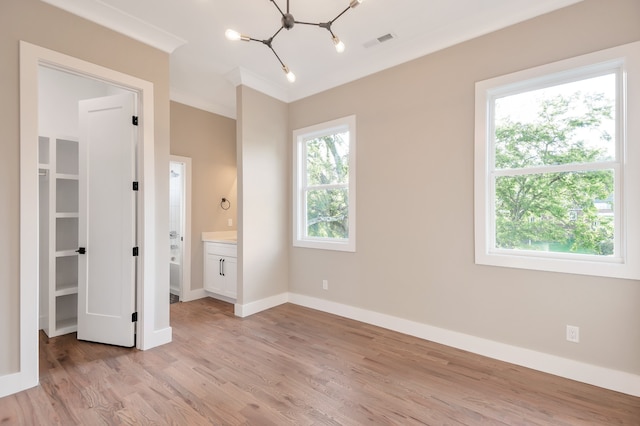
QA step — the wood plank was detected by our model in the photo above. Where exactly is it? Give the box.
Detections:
[1,298,638,424]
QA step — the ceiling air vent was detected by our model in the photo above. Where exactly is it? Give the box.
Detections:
[363,33,396,48]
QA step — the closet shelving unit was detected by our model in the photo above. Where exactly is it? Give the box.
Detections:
[39,135,80,337]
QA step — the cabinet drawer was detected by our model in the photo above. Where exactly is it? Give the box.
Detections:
[204,242,237,258]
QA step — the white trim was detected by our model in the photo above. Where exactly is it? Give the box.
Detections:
[170,88,236,120]
[2,42,42,398]
[474,41,640,279]
[207,293,236,305]
[234,292,289,318]
[12,41,166,398]
[293,115,357,252]
[181,288,207,303]
[0,372,35,399]
[40,0,186,54]
[224,67,290,105]
[142,327,173,350]
[287,293,640,397]
[169,155,192,303]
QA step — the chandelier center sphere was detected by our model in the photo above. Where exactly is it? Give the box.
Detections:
[282,13,295,30]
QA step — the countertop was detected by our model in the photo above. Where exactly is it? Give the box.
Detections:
[201,231,237,244]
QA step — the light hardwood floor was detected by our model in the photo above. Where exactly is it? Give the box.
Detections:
[1,298,639,425]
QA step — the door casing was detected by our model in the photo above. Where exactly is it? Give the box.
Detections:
[11,41,168,398]
[170,155,192,302]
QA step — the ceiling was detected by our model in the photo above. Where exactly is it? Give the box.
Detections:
[41,0,582,118]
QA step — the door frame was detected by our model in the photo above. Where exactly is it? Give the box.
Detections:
[15,41,162,395]
[170,155,192,302]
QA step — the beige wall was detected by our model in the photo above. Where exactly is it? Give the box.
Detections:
[237,86,289,305]
[0,0,170,375]
[170,101,237,293]
[289,0,640,374]
[2,0,638,390]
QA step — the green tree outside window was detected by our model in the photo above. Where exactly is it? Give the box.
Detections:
[493,76,616,255]
[305,132,349,239]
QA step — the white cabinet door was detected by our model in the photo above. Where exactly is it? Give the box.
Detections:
[203,242,237,299]
[204,252,224,294]
[220,256,237,299]
[77,93,136,347]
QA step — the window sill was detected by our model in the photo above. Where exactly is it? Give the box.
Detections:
[476,249,638,280]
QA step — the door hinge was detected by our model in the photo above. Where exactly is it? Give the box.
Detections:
[131,312,138,322]
[132,116,139,126]
[133,247,139,256]
[133,181,139,191]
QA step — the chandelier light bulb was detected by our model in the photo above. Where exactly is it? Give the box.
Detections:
[350,0,364,8]
[333,36,345,53]
[225,29,244,41]
[283,66,296,83]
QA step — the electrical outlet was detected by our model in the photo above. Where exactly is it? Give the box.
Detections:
[566,325,580,343]
[322,279,328,290]
[227,218,233,227]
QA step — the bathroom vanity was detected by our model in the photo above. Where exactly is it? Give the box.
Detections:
[202,232,237,301]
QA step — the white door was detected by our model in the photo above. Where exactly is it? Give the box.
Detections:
[77,93,137,347]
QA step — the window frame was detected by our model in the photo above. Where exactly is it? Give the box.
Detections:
[474,41,640,279]
[293,115,356,252]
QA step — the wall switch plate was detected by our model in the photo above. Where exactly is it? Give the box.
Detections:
[566,325,580,343]
[322,280,328,290]
[227,218,232,227]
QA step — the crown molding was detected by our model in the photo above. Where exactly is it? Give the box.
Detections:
[224,67,290,104]
[170,87,236,119]
[41,0,187,53]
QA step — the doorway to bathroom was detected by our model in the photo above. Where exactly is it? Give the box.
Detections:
[169,156,192,302]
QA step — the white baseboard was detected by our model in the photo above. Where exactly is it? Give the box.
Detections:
[181,288,207,302]
[288,293,640,397]
[207,292,236,305]
[0,371,38,399]
[234,292,289,318]
[139,326,172,350]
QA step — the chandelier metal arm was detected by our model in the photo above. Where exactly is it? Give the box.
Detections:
[295,20,337,38]
[270,0,286,18]
[270,25,285,41]
[247,35,285,69]
[329,5,352,25]
[226,0,366,81]
[267,44,286,68]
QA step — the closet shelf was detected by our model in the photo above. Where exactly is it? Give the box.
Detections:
[55,318,77,335]
[41,135,80,338]
[56,173,79,180]
[56,212,79,219]
[56,250,79,258]
[55,286,78,297]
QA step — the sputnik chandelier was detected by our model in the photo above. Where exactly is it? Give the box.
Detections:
[225,0,366,83]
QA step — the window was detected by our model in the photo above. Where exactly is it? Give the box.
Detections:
[475,42,640,279]
[293,115,356,252]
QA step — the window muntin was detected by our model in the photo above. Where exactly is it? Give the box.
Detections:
[294,116,356,251]
[475,41,640,279]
